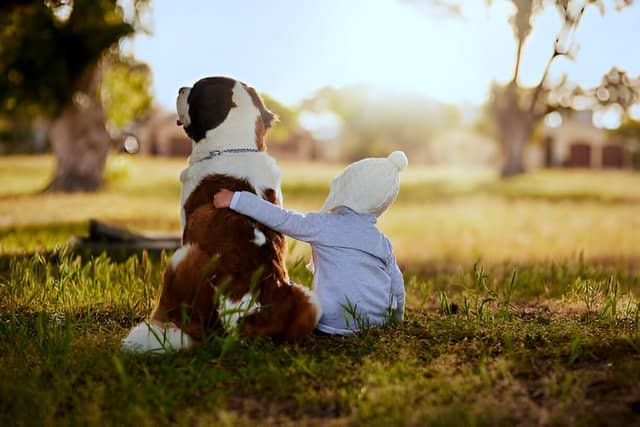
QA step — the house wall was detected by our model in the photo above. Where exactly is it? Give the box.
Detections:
[527,110,639,171]
[546,121,606,168]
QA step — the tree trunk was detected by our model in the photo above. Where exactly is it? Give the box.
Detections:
[491,83,534,178]
[500,126,528,177]
[46,67,111,192]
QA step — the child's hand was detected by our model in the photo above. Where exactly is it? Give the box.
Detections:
[213,189,234,209]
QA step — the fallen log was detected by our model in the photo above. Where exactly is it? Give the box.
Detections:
[68,219,181,259]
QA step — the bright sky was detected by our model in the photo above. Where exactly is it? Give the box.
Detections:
[128,0,640,109]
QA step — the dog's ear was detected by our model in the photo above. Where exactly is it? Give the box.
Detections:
[243,84,278,129]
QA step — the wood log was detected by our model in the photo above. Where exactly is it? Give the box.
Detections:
[88,219,153,242]
[68,219,181,259]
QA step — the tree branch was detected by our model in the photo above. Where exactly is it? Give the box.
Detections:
[512,34,524,85]
[528,48,559,116]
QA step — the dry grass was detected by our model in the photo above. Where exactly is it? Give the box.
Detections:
[1,155,639,265]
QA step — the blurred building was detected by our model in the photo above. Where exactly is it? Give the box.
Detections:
[115,109,329,161]
[529,110,639,170]
[267,129,329,161]
[135,111,192,157]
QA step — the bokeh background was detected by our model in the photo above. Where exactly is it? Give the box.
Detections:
[1,0,639,267]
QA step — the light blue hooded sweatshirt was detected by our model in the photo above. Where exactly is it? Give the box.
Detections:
[229,191,405,335]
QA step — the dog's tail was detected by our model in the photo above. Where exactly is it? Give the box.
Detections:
[121,321,196,354]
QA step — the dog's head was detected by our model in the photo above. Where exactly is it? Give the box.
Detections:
[176,77,276,150]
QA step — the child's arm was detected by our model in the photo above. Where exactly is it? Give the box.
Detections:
[214,189,324,243]
[389,252,405,323]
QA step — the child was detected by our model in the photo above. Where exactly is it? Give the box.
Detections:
[213,151,408,335]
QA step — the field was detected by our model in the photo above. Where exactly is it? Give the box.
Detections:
[1,155,640,426]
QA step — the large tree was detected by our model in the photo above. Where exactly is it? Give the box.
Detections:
[406,0,637,177]
[0,0,149,191]
[489,0,637,176]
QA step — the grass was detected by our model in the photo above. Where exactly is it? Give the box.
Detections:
[2,252,640,425]
[1,154,640,425]
[2,155,639,264]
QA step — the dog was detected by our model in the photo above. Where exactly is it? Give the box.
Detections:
[122,77,321,353]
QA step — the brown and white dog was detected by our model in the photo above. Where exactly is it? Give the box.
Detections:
[121,77,321,353]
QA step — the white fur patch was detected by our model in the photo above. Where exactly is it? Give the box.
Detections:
[252,228,266,246]
[170,243,192,269]
[176,87,192,127]
[121,321,194,354]
[218,293,261,334]
[179,151,282,230]
[297,284,323,325]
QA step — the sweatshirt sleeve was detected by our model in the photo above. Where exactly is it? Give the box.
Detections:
[388,251,405,323]
[229,191,324,243]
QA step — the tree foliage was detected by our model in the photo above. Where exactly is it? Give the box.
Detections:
[612,108,640,148]
[261,93,300,143]
[101,54,153,129]
[0,0,146,119]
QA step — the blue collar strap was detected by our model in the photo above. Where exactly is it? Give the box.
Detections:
[195,148,260,163]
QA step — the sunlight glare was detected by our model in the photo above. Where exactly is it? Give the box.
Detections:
[593,104,623,129]
[544,111,563,128]
[299,112,343,141]
[307,0,515,105]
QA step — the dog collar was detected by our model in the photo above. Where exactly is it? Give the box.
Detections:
[193,148,260,163]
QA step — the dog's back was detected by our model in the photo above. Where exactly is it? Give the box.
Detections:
[152,172,290,339]
[121,77,320,353]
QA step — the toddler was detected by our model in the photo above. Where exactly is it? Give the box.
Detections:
[213,151,408,335]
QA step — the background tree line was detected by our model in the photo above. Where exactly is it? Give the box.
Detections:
[1,0,639,194]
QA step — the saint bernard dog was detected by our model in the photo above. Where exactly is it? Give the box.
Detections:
[122,77,321,353]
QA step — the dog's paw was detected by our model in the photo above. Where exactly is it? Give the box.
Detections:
[121,321,195,354]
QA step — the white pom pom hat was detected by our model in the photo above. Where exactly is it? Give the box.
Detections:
[322,151,408,217]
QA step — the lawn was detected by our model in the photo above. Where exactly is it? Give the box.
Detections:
[1,155,640,425]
